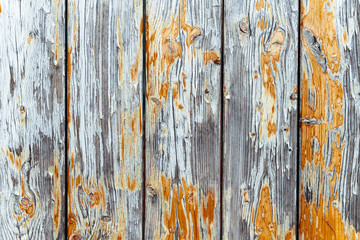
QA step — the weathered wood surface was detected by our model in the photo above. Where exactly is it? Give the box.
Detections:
[2,0,360,238]
[223,0,299,239]
[0,0,66,239]
[299,0,360,239]
[67,0,144,239]
[144,0,222,239]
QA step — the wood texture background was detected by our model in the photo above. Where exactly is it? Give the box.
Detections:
[0,0,66,239]
[144,0,221,239]
[223,0,299,239]
[0,0,360,239]
[67,0,144,239]
[299,0,360,239]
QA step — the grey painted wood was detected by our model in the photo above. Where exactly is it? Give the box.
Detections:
[223,0,299,239]
[299,0,360,238]
[144,0,222,239]
[67,0,144,239]
[0,0,66,239]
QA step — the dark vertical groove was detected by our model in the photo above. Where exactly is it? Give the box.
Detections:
[141,0,147,239]
[296,0,302,239]
[220,0,225,239]
[64,0,69,238]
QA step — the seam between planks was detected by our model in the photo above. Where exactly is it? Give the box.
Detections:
[141,0,147,239]
[64,0,69,238]
[220,0,225,239]
[296,0,302,239]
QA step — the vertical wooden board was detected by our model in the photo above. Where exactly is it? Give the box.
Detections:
[299,0,360,238]
[67,0,144,239]
[145,0,221,239]
[223,0,299,239]
[0,0,66,239]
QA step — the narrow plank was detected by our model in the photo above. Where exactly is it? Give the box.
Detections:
[144,0,222,239]
[0,0,66,239]
[67,0,144,239]
[223,0,299,238]
[299,0,360,238]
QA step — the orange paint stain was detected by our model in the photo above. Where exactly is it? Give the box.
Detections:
[284,228,295,240]
[300,0,348,237]
[259,17,284,140]
[130,18,143,84]
[159,80,170,101]
[68,152,76,239]
[343,29,348,44]
[300,194,360,239]
[6,149,14,165]
[203,51,220,66]
[255,182,277,240]
[161,174,172,201]
[146,14,181,108]
[75,175,81,187]
[131,105,142,146]
[160,18,182,81]
[52,153,61,237]
[127,175,137,192]
[180,0,201,48]
[176,186,188,239]
[156,175,216,239]
[201,191,215,239]
[27,36,34,44]
[55,31,59,63]
[267,121,277,138]
[300,0,344,173]
[164,185,177,239]
[67,46,73,125]
[302,0,341,74]
[256,0,265,11]
[182,72,187,89]
[19,197,34,215]
[172,81,183,110]
[121,121,125,165]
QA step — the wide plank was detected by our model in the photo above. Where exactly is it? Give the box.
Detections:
[299,0,360,238]
[223,0,299,238]
[67,0,144,239]
[144,0,222,239]
[0,0,66,239]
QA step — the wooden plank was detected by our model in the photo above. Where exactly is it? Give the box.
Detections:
[0,0,66,239]
[223,0,299,239]
[144,0,221,238]
[67,0,144,239]
[299,0,360,238]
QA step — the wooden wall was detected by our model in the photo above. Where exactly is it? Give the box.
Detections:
[0,0,359,239]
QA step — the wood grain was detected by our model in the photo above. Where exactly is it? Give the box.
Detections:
[67,0,144,239]
[299,0,360,238]
[144,0,222,239]
[223,0,299,239]
[0,0,66,239]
